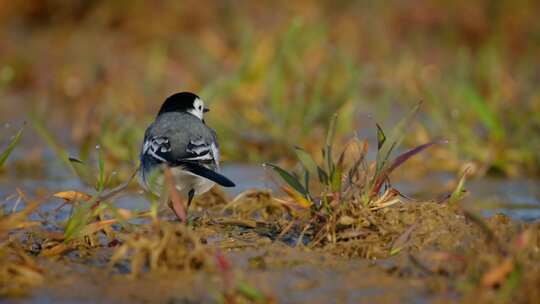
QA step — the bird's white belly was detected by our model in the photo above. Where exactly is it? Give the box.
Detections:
[170,167,215,196]
[139,167,215,197]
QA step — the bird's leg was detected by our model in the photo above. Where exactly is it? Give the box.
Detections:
[163,165,187,222]
[169,196,186,222]
[169,189,195,222]
[187,189,195,211]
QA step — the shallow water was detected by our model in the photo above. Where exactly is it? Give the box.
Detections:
[3,163,539,221]
[396,172,540,221]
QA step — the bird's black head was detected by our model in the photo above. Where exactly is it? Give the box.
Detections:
[158,92,198,115]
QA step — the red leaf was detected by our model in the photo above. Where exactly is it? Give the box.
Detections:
[372,139,448,196]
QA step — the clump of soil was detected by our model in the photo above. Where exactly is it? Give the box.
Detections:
[326,202,485,258]
[321,202,540,303]
[109,222,210,277]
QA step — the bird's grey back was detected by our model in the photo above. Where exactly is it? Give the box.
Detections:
[143,112,216,161]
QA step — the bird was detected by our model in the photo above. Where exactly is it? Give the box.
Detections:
[138,91,235,220]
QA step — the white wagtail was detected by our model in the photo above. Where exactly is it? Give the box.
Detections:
[139,92,235,219]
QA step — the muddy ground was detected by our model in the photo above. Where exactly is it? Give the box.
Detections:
[2,190,539,304]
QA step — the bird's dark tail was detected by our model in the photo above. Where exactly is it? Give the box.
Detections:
[178,162,235,187]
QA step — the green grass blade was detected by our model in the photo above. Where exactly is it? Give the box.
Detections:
[64,197,97,240]
[449,167,470,205]
[465,86,504,141]
[304,169,311,199]
[264,163,308,196]
[69,157,98,188]
[236,281,266,302]
[331,165,343,193]
[331,149,346,193]
[325,113,338,175]
[317,166,329,185]
[375,102,421,176]
[294,146,319,174]
[29,112,73,172]
[0,127,23,167]
[97,145,106,191]
[376,123,386,151]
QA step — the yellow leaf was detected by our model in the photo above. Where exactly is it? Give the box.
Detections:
[40,243,70,257]
[281,186,312,208]
[481,258,514,288]
[53,191,92,202]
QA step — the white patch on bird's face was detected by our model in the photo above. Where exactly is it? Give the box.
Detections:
[188,97,205,120]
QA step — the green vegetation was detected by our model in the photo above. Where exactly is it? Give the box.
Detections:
[265,105,445,211]
[0,1,539,175]
[0,127,23,168]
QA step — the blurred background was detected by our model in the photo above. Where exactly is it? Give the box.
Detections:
[1,0,540,180]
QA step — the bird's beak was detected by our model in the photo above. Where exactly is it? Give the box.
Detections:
[203,107,210,113]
